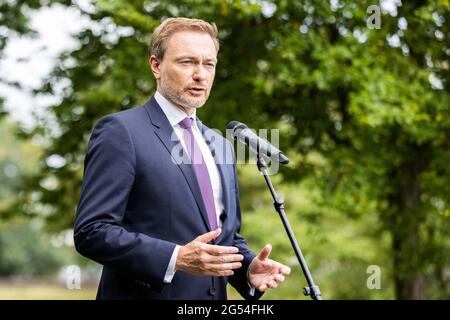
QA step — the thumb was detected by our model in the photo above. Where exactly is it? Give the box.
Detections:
[196,228,221,243]
[257,244,272,261]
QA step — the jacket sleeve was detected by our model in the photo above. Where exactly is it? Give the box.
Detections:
[74,114,176,292]
[226,142,264,300]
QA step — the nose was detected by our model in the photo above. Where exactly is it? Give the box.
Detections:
[192,65,207,82]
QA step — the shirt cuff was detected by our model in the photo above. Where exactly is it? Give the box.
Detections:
[247,267,256,296]
[164,245,180,283]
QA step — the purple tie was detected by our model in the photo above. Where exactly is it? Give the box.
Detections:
[179,117,218,230]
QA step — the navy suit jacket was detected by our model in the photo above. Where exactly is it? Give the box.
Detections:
[74,96,261,300]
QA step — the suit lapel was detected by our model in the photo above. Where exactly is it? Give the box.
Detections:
[144,97,212,232]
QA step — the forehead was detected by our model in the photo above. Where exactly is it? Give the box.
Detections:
[165,30,217,59]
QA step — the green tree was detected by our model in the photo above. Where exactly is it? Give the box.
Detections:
[2,0,449,299]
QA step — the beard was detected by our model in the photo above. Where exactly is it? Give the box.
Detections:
[160,77,210,110]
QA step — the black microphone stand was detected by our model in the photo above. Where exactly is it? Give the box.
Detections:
[256,156,322,300]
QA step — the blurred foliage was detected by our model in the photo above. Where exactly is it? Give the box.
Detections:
[0,0,41,51]
[0,119,42,216]
[0,0,449,299]
[0,119,92,280]
[0,221,62,277]
[231,165,396,300]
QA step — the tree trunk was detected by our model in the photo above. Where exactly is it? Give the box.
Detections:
[391,206,426,299]
[395,274,425,300]
[388,143,430,300]
[393,230,426,299]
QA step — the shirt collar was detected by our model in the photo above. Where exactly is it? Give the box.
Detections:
[154,91,199,131]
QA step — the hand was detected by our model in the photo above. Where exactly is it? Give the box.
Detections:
[176,228,244,276]
[248,244,291,292]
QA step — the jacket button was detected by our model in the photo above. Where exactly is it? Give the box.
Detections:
[208,287,216,296]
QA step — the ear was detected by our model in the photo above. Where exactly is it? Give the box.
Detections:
[149,55,161,80]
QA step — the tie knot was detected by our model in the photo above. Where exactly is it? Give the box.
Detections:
[179,117,194,129]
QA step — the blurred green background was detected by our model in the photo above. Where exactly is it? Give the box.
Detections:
[0,0,449,299]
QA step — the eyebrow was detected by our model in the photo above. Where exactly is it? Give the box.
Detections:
[175,55,217,63]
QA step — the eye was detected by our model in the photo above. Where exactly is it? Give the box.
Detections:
[180,60,193,65]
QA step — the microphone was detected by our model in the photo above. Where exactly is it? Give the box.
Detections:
[227,121,289,164]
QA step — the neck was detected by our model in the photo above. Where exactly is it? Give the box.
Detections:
[179,105,195,117]
[157,89,195,117]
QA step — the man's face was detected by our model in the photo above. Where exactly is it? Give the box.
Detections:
[150,30,217,113]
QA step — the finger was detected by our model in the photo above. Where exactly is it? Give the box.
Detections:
[195,228,221,243]
[258,284,268,292]
[211,270,234,277]
[205,254,244,264]
[209,262,242,272]
[205,270,234,277]
[205,244,239,255]
[280,266,291,275]
[257,244,272,261]
[274,274,285,282]
[268,280,278,288]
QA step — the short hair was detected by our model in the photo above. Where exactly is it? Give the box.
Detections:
[149,17,220,60]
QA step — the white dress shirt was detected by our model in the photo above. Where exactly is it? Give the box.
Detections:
[154,91,224,283]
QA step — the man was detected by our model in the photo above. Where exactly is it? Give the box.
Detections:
[74,17,290,300]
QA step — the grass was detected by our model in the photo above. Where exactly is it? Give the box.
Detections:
[0,279,97,300]
[0,276,304,300]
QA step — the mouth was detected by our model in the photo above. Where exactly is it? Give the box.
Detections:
[187,87,206,94]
